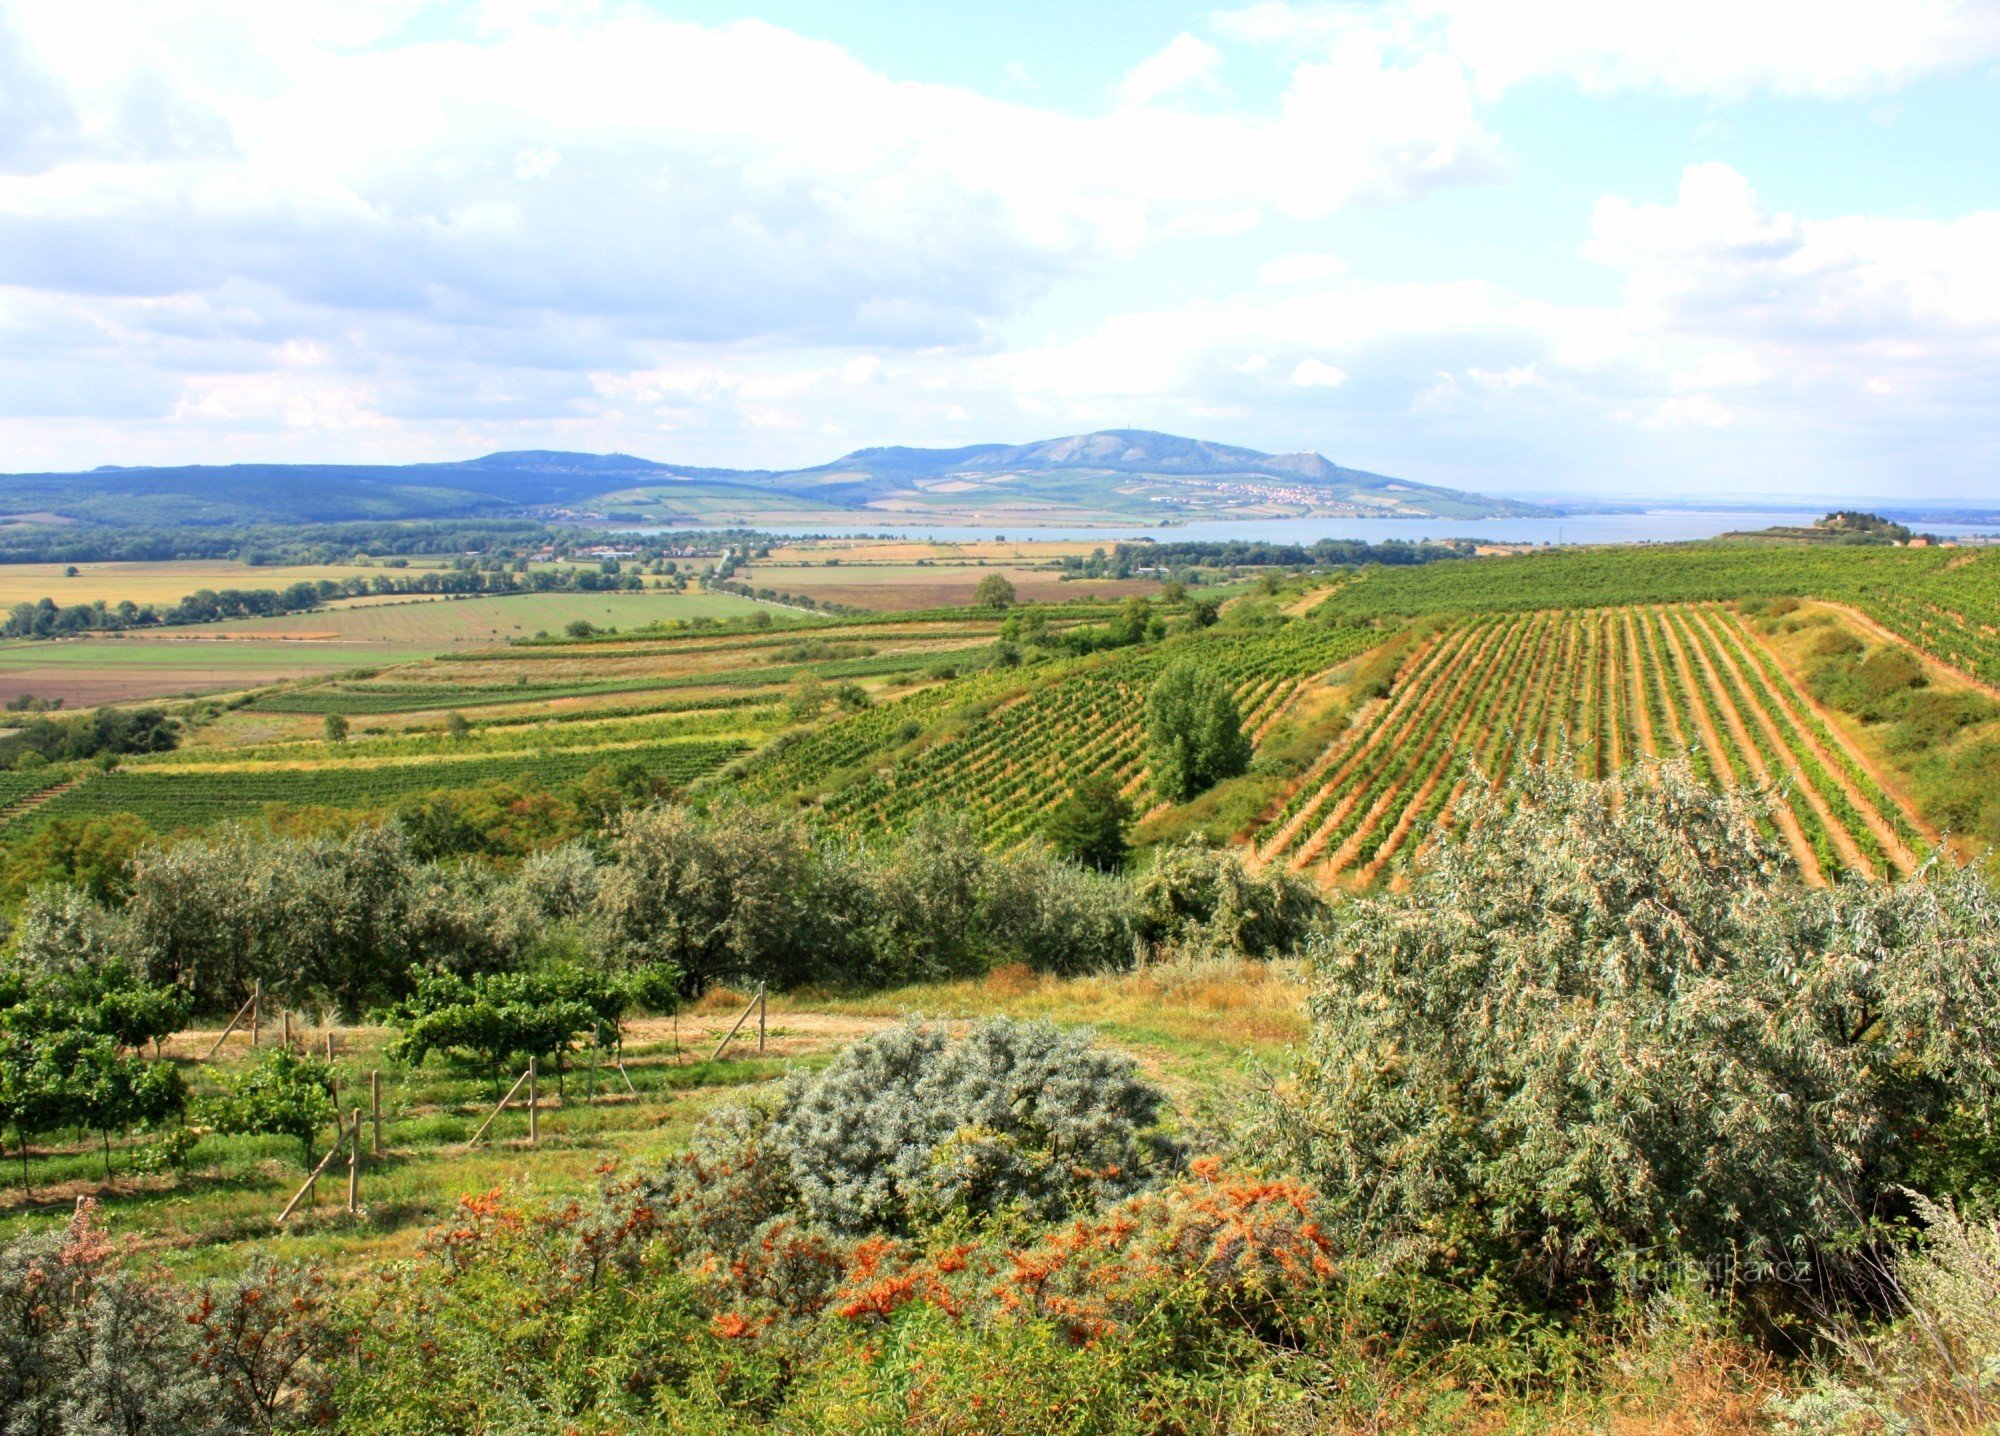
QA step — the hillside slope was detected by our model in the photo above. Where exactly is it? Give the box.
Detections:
[0,431,1549,526]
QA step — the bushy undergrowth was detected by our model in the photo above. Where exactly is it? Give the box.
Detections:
[9,804,1327,1026]
[10,763,2000,1431]
[1270,759,2000,1307]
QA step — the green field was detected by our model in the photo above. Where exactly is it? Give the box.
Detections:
[204,588,786,645]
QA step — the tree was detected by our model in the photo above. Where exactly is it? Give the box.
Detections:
[1143,659,1251,801]
[322,713,348,743]
[443,711,472,741]
[1044,776,1132,872]
[387,967,608,1096]
[786,674,827,721]
[971,573,1017,609]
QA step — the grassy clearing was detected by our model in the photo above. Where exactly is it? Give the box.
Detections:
[0,961,1300,1278]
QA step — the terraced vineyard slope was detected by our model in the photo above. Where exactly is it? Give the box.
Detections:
[1252,603,1934,886]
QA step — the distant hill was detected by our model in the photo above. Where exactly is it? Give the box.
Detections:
[0,431,1552,527]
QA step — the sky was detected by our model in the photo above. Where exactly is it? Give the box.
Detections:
[1,1,1997,501]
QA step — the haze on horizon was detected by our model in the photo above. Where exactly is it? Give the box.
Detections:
[1,0,1996,505]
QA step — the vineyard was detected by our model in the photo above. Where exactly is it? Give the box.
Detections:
[1316,541,2000,691]
[1252,603,1934,886]
[9,738,745,834]
[740,619,1383,843]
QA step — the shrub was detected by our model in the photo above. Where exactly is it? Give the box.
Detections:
[982,843,1139,975]
[1132,838,1325,958]
[207,1047,337,1169]
[0,1202,336,1435]
[1042,775,1132,873]
[768,1017,1180,1236]
[1269,758,2000,1301]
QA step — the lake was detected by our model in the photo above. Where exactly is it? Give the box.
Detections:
[623,509,2000,547]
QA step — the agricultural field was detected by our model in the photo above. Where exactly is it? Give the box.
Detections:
[0,635,417,706]
[0,539,1990,892]
[0,558,433,609]
[0,960,1301,1275]
[740,616,1378,843]
[732,557,1159,611]
[197,588,781,646]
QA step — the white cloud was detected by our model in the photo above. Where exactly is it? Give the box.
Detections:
[1218,0,2000,98]
[1289,358,1350,387]
[1117,33,1223,106]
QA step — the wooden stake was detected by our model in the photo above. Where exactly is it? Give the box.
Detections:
[202,989,260,1060]
[370,1070,381,1156]
[346,1109,361,1213]
[469,1067,533,1145]
[527,1057,538,1146]
[283,1011,291,1049]
[758,984,766,1054]
[708,985,765,1062]
[250,980,261,1047]
[325,1031,334,1062]
[276,1118,353,1226]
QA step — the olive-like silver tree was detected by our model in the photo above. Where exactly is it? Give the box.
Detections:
[1270,757,2000,1296]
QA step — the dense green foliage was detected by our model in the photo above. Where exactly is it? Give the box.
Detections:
[1273,759,2000,1299]
[206,1047,338,1169]
[1043,775,1132,871]
[0,706,176,768]
[1144,658,1252,801]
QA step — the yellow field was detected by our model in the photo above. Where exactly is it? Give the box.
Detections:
[0,560,448,609]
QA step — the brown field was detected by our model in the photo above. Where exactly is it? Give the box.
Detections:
[738,559,1160,610]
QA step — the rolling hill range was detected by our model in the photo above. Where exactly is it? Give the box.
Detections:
[0,431,1550,527]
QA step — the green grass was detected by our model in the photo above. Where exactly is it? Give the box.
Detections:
[0,961,1300,1277]
[0,1024,817,1277]
[204,590,781,646]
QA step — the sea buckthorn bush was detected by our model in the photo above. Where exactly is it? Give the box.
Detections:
[1271,758,2000,1301]
[766,1017,1180,1237]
